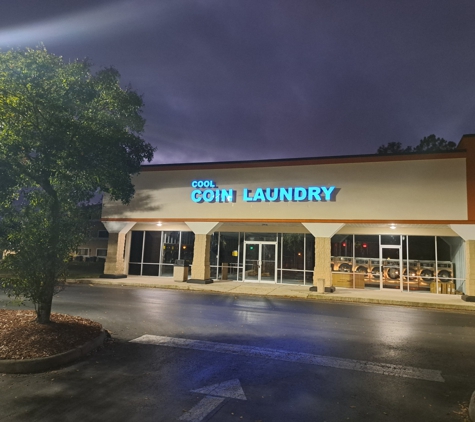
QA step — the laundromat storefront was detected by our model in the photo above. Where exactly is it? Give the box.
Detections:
[101,134,475,299]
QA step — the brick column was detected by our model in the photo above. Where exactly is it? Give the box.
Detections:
[103,232,127,277]
[191,234,211,281]
[465,240,475,297]
[313,237,332,290]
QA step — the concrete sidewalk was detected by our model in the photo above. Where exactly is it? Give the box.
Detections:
[67,276,475,312]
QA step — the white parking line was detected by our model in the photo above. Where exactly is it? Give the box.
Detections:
[130,335,444,383]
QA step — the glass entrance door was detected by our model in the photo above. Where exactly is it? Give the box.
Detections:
[380,246,402,290]
[244,242,277,283]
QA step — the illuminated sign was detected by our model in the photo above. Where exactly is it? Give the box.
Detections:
[191,180,337,203]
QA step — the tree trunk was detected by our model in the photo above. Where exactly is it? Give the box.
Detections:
[36,189,61,325]
[36,290,54,324]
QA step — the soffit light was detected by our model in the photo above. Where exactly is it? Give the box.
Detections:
[389,224,396,230]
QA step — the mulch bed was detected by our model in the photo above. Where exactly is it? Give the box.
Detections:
[0,310,102,360]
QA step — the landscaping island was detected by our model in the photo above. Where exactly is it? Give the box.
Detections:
[0,310,104,372]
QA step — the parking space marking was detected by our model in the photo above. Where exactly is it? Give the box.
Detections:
[179,379,246,422]
[178,396,225,422]
[130,335,444,382]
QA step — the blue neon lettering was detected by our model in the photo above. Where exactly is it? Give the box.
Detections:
[243,189,253,202]
[321,186,335,201]
[191,183,336,203]
[253,188,265,202]
[221,189,235,202]
[191,190,203,203]
[279,188,293,201]
[265,188,278,201]
[202,189,214,202]
[294,187,307,201]
[308,187,321,201]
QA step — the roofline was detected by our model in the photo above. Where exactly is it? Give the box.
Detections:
[141,149,466,172]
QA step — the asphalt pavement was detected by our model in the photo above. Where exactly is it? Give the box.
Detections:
[1,284,474,421]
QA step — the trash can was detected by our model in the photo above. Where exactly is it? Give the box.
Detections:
[173,259,190,282]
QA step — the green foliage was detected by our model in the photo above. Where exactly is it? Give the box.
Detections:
[0,46,155,322]
[412,135,457,153]
[376,142,413,155]
[377,135,456,155]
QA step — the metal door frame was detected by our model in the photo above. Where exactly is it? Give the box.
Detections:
[243,241,278,283]
[379,244,402,291]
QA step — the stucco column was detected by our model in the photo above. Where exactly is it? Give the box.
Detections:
[190,234,212,282]
[101,221,135,279]
[465,240,475,298]
[449,225,475,301]
[103,233,127,277]
[313,237,332,291]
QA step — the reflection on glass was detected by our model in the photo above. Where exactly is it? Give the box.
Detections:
[245,232,277,242]
[160,264,173,276]
[180,232,195,262]
[332,235,353,258]
[245,243,259,280]
[282,234,304,270]
[261,244,276,282]
[161,231,180,264]
[381,235,401,246]
[282,270,305,285]
[129,231,144,263]
[142,264,159,276]
[381,248,401,289]
[143,232,161,263]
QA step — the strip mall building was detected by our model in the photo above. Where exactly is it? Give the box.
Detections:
[100,134,475,300]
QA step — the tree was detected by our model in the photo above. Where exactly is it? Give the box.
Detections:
[411,134,457,153]
[377,134,456,155]
[0,46,155,324]
[376,142,412,155]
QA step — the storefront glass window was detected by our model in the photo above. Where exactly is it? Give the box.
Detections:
[331,235,353,260]
[306,235,315,273]
[244,233,277,242]
[220,233,241,280]
[129,231,144,263]
[128,230,193,276]
[180,232,195,262]
[143,232,161,263]
[282,234,305,270]
[381,235,401,246]
[161,232,180,263]
[279,233,305,284]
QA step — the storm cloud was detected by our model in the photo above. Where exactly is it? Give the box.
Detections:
[0,0,474,163]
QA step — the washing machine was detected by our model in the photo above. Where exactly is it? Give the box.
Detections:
[403,259,418,282]
[418,260,436,282]
[370,259,382,279]
[437,261,453,280]
[332,256,353,272]
[354,258,369,274]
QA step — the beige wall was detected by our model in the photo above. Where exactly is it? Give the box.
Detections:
[102,158,467,222]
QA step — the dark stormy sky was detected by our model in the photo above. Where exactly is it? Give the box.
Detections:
[0,0,474,164]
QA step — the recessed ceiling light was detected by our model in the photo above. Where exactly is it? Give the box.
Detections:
[156,222,162,227]
[390,224,396,230]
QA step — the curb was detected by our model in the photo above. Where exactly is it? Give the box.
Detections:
[306,293,475,312]
[0,329,106,374]
[470,390,475,421]
[67,279,475,313]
